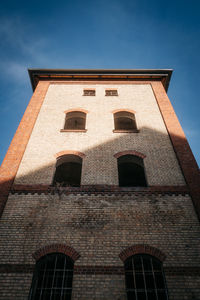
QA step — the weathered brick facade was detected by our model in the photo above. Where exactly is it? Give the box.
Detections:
[0,70,199,300]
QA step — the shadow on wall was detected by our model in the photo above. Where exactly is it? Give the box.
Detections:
[11,125,187,189]
[0,123,199,269]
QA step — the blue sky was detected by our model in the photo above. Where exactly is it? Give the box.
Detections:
[0,0,199,166]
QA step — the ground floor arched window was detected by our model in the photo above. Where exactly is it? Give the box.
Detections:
[29,253,74,300]
[125,254,168,300]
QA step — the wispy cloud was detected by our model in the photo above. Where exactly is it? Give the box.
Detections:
[0,17,46,56]
[0,16,51,83]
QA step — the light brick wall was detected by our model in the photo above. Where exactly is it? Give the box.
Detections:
[15,84,185,186]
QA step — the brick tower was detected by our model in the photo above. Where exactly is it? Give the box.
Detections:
[0,69,199,300]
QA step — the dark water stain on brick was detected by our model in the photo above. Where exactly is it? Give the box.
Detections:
[72,212,110,230]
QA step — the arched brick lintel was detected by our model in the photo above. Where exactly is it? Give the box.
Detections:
[114,150,146,159]
[64,108,89,114]
[55,150,86,159]
[111,109,136,114]
[32,244,81,262]
[119,244,166,262]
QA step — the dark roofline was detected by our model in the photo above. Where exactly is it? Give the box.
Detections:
[28,69,173,92]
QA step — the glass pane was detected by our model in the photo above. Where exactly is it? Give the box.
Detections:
[134,257,142,271]
[127,290,136,300]
[157,290,167,300]
[145,274,155,289]
[125,272,135,289]
[46,256,56,269]
[34,289,41,299]
[137,291,147,300]
[143,257,152,271]
[45,270,54,288]
[54,272,63,288]
[135,273,145,289]
[152,259,161,271]
[66,275,73,287]
[56,255,65,269]
[37,272,44,288]
[125,259,133,271]
[155,273,165,289]
[63,290,72,300]
[52,289,62,300]
[147,290,157,300]
[38,261,46,271]
[41,289,51,300]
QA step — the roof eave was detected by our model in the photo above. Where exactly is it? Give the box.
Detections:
[28,69,173,92]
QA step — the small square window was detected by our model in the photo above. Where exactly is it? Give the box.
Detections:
[83,89,95,96]
[105,89,118,96]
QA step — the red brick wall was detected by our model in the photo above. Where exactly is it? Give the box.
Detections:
[0,81,50,217]
[151,81,200,219]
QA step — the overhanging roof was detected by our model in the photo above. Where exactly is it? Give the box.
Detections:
[28,69,173,92]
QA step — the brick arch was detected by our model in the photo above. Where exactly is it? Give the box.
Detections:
[64,108,89,114]
[119,244,166,262]
[55,150,86,159]
[32,243,80,262]
[114,150,146,159]
[111,109,136,114]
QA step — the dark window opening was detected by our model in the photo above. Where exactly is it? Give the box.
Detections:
[64,111,86,130]
[118,155,147,187]
[125,254,168,300]
[114,112,137,131]
[53,155,82,187]
[29,253,74,300]
[105,89,118,96]
[83,89,95,96]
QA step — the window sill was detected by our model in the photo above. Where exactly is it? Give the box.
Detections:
[60,129,87,132]
[113,129,139,133]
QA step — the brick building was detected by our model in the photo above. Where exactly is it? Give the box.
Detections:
[0,69,199,300]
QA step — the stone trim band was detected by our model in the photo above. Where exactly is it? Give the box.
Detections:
[11,184,189,196]
[0,264,199,276]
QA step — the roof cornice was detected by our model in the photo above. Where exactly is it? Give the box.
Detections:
[28,69,173,92]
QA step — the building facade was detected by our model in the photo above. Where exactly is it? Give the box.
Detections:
[0,69,199,300]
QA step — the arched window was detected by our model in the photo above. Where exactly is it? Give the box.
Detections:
[125,254,168,300]
[29,253,74,300]
[117,155,147,187]
[64,111,86,130]
[114,111,137,131]
[53,154,82,187]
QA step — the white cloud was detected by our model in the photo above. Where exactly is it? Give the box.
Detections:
[0,16,51,82]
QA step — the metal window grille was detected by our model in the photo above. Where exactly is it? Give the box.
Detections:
[125,254,168,300]
[29,253,74,300]
[105,89,118,96]
[83,89,95,96]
